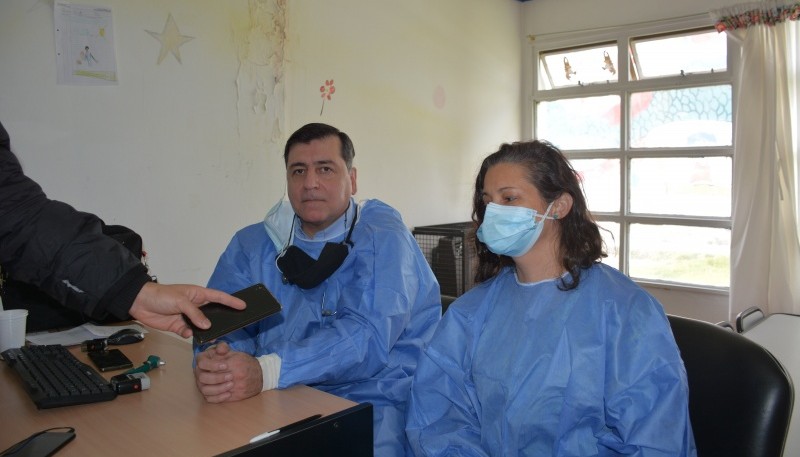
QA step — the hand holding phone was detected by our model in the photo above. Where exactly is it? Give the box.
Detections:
[187,283,283,345]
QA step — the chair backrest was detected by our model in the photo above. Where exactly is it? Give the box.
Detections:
[667,314,794,457]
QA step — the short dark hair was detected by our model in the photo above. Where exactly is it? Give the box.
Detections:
[284,123,355,169]
[471,139,606,290]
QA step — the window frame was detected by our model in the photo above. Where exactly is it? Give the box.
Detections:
[530,15,738,293]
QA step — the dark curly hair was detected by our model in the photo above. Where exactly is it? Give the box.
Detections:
[471,140,606,290]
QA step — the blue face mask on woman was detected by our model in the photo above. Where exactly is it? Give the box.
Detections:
[477,202,555,257]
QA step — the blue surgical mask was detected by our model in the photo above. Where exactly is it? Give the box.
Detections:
[263,196,295,250]
[476,202,554,257]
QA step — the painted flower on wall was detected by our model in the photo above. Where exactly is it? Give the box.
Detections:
[320,79,335,115]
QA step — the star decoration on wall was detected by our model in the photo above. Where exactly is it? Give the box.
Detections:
[146,13,194,64]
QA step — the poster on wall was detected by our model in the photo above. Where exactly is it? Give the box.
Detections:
[54,1,118,85]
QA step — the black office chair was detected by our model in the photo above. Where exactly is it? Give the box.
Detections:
[667,314,793,457]
[441,294,457,314]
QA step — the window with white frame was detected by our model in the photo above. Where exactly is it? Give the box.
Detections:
[532,21,735,290]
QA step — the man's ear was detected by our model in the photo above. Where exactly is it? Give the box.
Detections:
[349,167,357,195]
[553,192,573,220]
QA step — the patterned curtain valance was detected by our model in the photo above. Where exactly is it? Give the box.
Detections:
[713,2,800,31]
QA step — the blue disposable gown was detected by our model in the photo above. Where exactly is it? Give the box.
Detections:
[406,264,697,457]
[202,199,441,457]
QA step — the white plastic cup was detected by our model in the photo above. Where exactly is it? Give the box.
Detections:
[0,309,28,353]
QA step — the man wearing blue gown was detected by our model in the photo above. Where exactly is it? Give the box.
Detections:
[193,123,441,457]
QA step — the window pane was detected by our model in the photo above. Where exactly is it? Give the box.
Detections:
[630,86,732,148]
[597,221,620,269]
[630,157,731,217]
[537,95,620,150]
[539,43,618,89]
[629,224,730,287]
[571,158,620,212]
[631,29,727,79]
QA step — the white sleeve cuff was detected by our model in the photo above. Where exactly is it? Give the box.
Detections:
[256,353,282,391]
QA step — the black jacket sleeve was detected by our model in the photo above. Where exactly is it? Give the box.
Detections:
[0,121,152,321]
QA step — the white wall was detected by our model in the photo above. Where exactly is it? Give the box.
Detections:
[0,0,522,287]
[284,1,523,226]
[521,0,745,323]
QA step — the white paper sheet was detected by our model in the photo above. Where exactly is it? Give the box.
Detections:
[54,1,118,85]
[26,323,148,347]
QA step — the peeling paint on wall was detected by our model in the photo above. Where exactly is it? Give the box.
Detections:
[233,0,286,145]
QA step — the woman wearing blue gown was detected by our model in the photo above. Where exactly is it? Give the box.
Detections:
[406,140,696,456]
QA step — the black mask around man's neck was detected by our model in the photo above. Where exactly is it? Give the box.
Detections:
[276,207,358,289]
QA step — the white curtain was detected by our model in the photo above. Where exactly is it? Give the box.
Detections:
[712,2,800,319]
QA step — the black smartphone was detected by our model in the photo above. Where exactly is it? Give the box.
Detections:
[7,429,76,457]
[88,348,133,372]
[188,283,283,345]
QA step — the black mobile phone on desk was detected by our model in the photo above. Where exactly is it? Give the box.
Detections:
[2,428,76,457]
[187,283,283,345]
[87,348,133,372]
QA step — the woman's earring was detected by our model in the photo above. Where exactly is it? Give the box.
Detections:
[553,213,559,220]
